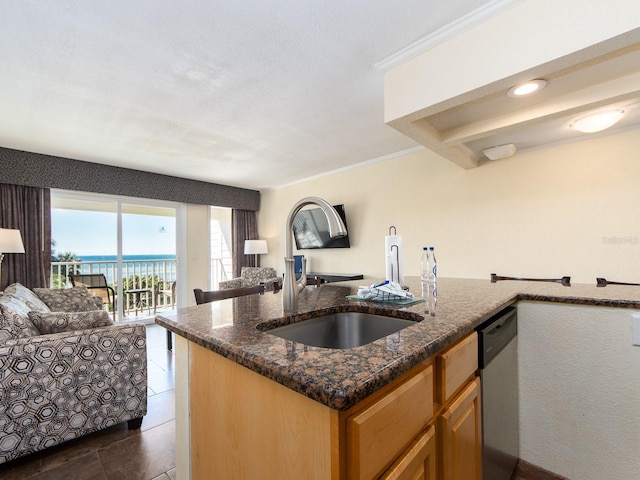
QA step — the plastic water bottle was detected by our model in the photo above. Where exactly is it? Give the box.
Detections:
[428,246,437,282]
[420,247,430,282]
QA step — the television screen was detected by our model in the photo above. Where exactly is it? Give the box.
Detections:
[293,204,350,249]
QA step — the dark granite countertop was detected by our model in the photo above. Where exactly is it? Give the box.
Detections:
[155,276,640,410]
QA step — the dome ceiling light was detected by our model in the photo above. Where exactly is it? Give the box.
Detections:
[507,79,547,98]
[482,143,517,160]
[570,109,625,133]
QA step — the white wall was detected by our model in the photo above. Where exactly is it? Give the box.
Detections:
[517,302,640,479]
[183,204,210,306]
[259,129,640,284]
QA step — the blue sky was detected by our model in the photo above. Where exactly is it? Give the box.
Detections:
[52,209,176,257]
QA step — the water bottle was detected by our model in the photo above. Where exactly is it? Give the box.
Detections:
[420,247,430,282]
[428,246,437,282]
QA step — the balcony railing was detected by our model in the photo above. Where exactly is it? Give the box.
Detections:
[50,258,231,319]
[51,259,178,319]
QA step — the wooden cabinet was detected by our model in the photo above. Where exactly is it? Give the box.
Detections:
[436,332,478,405]
[435,333,482,480]
[438,378,482,480]
[381,425,437,480]
[346,365,434,479]
[187,332,480,480]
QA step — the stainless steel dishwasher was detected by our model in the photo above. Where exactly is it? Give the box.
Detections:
[477,306,518,480]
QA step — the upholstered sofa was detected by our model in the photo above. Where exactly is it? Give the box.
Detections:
[0,283,147,464]
[219,266,282,291]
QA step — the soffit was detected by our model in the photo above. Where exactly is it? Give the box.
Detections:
[387,30,640,167]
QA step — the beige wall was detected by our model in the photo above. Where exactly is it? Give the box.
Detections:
[518,302,640,479]
[183,204,210,306]
[384,0,640,122]
[259,129,640,284]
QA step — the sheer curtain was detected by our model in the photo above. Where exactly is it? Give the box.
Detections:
[0,184,51,290]
[231,209,258,277]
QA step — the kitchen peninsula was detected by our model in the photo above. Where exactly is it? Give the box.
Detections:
[156,277,640,479]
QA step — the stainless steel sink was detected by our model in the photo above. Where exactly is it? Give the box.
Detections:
[264,311,419,349]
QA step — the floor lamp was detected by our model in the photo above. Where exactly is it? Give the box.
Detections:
[0,228,25,289]
[244,240,268,266]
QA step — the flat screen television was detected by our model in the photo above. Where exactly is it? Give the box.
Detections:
[293,204,350,249]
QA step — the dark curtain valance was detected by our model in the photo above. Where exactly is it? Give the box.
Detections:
[231,209,259,278]
[0,147,260,211]
[0,183,51,290]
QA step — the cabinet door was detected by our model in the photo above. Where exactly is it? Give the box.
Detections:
[347,365,434,480]
[381,425,436,480]
[438,377,481,480]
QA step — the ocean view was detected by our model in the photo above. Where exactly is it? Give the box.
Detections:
[79,254,176,262]
[70,254,176,284]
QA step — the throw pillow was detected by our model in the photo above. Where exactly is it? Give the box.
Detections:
[0,308,20,342]
[3,283,51,313]
[33,286,101,312]
[0,296,41,338]
[28,310,114,334]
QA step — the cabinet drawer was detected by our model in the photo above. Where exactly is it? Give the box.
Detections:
[437,332,478,405]
[381,425,436,480]
[347,365,434,480]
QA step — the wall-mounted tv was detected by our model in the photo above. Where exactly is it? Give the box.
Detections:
[293,204,350,249]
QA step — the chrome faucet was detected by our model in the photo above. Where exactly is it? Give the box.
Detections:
[283,197,347,311]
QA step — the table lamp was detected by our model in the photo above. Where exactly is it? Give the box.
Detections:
[0,228,25,287]
[244,239,268,265]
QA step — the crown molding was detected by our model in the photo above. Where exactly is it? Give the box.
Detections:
[266,145,425,191]
[375,0,524,72]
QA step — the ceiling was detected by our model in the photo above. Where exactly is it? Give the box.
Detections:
[0,0,506,191]
[387,28,640,168]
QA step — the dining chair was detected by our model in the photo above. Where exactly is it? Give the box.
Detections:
[193,284,265,305]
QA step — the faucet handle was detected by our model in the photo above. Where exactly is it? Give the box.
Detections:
[297,256,308,292]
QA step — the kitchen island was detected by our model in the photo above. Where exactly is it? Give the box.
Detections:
[156,277,640,479]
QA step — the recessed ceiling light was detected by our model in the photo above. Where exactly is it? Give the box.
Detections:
[570,109,625,133]
[507,79,547,97]
[482,144,517,160]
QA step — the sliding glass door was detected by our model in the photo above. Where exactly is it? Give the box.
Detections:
[51,190,179,323]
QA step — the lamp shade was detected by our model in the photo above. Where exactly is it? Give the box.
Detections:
[244,239,268,255]
[0,229,25,253]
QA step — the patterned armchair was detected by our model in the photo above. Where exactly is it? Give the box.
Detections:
[0,283,147,464]
[218,266,282,291]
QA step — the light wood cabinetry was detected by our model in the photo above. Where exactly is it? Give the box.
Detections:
[346,364,434,480]
[436,332,478,404]
[381,425,437,480]
[187,332,480,480]
[435,333,481,480]
[189,343,339,479]
[438,378,482,480]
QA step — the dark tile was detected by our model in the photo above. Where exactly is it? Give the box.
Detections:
[147,351,175,372]
[0,453,43,480]
[147,360,167,376]
[40,423,139,471]
[99,420,176,480]
[141,389,175,432]
[29,452,107,480]
[147,368,175,394]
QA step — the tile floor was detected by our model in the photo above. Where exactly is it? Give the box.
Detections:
[0,323,176,480]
